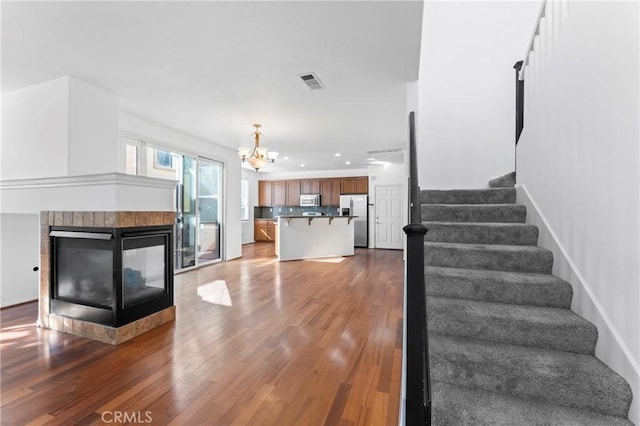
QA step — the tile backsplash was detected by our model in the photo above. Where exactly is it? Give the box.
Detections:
[254,206,341,219]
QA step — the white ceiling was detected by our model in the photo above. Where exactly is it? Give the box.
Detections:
[1,1,423,173]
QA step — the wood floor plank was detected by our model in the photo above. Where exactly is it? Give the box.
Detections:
[1,243,404,425]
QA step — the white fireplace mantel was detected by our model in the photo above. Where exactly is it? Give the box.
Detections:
[0,172,176,213]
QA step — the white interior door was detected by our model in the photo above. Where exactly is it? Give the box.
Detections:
[375,185,404,250]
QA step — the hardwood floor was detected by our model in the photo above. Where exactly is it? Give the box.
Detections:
[1,243,405,425]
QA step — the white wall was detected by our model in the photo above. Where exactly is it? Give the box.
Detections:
[417,1,540,189]
[1,77,70,179]
[120,113,243,260]
[1,76,121,180]
[0,214,40,306]
[517,2,639,422]
[67,78,120,176]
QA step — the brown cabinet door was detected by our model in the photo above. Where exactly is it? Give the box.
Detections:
[341,178,356,194]
[300,179,320,195]
[286,180,301,206]
[320,179,332,206]
[272,181,286,206]
[330,179,341,205]
[341,177,368,194]
[355,177,368,194]
[254,223,269,241]
[267,225,276,241]
[258,181,272,206]
[320,178,341,206]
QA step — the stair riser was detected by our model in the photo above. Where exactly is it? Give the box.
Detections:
[425,223,538,245]
[421,188,516,205]
[426,245,553,274]
[432,381,634,426]
[427,299,597,354]
[429,335,633,417]
[425,271,572,308]
[422,205,526,223]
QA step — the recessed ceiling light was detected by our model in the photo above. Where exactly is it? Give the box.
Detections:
[334,153,341,157]
[367,157,376,161]
[300,164,305,167]
[283,156,289,160]
[345,161,351,165]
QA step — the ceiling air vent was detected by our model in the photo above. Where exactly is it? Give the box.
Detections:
[367,148,404,155]
[299,73,324,90]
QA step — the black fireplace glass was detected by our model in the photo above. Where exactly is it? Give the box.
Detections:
[56,238,113,308]
[122,235,167,307]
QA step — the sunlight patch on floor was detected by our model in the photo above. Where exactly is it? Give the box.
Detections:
[197,280,232,306]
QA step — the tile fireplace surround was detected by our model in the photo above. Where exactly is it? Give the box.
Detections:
[39,210,176,345]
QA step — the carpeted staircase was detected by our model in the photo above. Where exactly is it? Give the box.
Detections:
[423,172,634,425]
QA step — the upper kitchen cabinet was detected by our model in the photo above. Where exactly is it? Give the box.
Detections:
[286,180,301,206]
[300,179,320,195]
[258,180,272,206]
[320,178,341,206]
[341,176,368,195]
[272,181,287,206]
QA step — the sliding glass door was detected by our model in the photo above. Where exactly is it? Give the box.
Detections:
[176,155,197,269]
[197,158,222,265]
[175,156,223,270]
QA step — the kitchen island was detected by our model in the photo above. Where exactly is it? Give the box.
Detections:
[276,215,356,261]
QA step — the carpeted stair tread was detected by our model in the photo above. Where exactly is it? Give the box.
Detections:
[426,266,572,308]
[432,381,634,426]
[421,188,516,205]
[429,334,633,417]
[426,241,553,274]
[424,221,538,245]
[427,296,597,354]
[422,204,527,223]
[488,171,517,189]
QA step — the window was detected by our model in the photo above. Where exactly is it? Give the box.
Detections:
[241,179,249,221]
[154,150,175,170]
[122,135,178,181]
[125,144,138,175]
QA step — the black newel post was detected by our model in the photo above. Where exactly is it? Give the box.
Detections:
[404,222,430,426]
[513,61,524,145]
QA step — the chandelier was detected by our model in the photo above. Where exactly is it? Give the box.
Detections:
[237,124,279,171]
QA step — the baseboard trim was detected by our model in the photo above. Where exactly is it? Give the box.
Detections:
[516,184,639,423]
[0,299,37,310]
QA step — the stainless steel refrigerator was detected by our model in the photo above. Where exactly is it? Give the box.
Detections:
[339,195,368,247]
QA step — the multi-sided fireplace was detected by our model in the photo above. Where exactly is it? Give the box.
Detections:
[49,225,173,327]
[39,210,176,345]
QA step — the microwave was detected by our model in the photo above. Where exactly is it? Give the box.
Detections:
[299,194,321,206]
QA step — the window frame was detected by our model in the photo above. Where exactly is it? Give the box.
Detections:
[241,178,249,221]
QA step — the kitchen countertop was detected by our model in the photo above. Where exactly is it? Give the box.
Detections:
[277,215,357,218]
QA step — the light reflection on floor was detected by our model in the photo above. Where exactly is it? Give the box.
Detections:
[196,280,232,306]
[302,257,346,264]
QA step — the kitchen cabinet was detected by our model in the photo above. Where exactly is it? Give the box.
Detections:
[259,176,367,206]
[254,220,277,242]
[258,181,272,206]
[272,181,286,206]
[341,176,368,195]
[300,179,320,195]
[286,180,301,206]
[320,178,341,206]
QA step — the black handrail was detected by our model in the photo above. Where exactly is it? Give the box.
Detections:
[404,111,431,425]
[514,61,524,145]
[408,112,421,224]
